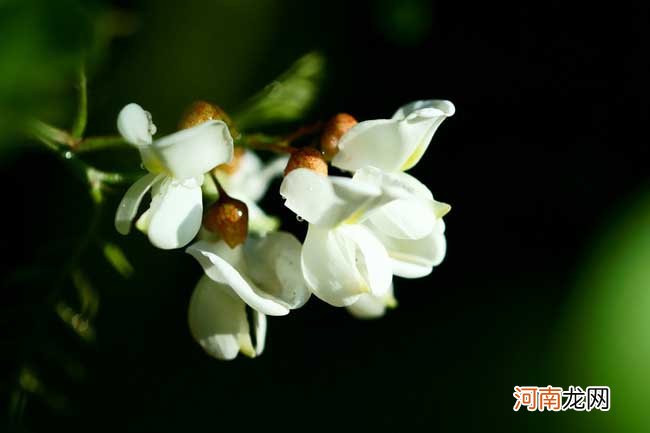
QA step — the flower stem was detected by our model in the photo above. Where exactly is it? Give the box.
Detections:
[210,172,228,198]
[239,121,323,154]
[26,120,139,187]
[71,64,87,139]
[27,120,78,148]
[74,135,130,153]
[242,134,295,154]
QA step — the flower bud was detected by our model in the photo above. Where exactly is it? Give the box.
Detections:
[320,113,357,160]
[203,195,249,248]
[284,147,328,176]
[179,101,238,137]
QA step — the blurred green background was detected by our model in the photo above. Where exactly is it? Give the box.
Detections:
[1,0,649,431]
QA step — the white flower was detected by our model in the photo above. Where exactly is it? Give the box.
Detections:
[280,168,399,307]
[353,166,450,278]
[332,100,455,173]
[114,103,234,249]
[188,276,266,360]
[328,100,454,316]
[208,151,288,234]
[186,231,309,360]
[281,167,450,308]
[186,232,310,317]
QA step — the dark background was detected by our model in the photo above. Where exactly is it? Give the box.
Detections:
[2,1,649,431]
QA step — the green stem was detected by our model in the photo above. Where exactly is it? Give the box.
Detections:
[27,120,78,148]
[237,122,322,154]
[71,64,87,139]
[239,133,294,154]
[74,135,130,153]
[27,121,140,186]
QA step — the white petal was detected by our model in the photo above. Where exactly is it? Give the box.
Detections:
[280,168,381,227]
[332,100,454,172]
[354,168,433,201]
[244,232,310,309]
[117,103,155,145]
[301,225,365,306]
[370,221,447,278]
[301,224,391,306]
[140,120,234,179]
[346,285,397,319]
[220,152,288,203]
[367,199,435,240]
[215,151,262,200]
[114,173,162,235]
[146,177,203,249]
[188,276,250,361]
[253,310,267,356]
[354,168,448,239]
[392,99,455,120]
[186,241,290,316]
[338,224,392,298]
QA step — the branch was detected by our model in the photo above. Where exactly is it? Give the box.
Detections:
[70,64,87,139]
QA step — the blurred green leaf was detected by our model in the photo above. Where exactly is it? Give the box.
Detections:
[71,268,100,317]
[555,190,650,432]
[0,0,103,155]
[233,52,325,131]
[101,242,134,279]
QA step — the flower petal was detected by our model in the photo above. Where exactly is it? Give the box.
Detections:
[280,168,381,227]
[140,120,234,179]
[354,168,447,239]
[188,276,250,361]
[354,167,436,239]
[146,177,203,249]
[338,224,392,298]
[301,225,365,306]
[301,224,391,306]
[367,199,435,240]
[369,220,447,278]
[117,103,155,145]
[114,173,162,235]
[392,99,455,120]
[253,310,267,356]
[186,240,290,316]
[332,100,454,172]
[354,168,433,200]
[244,232,310,309]
[219,152,288,202]
[346,285,396,319]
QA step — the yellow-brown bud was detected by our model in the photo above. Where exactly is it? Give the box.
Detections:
[178,101,237,136]
[320,113,357,160]
[203,195,249,248]
[284,147,328,176]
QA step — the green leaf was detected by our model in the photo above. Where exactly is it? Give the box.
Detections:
[233,52,325,131]
[102,242,134,279]
[0,0,99,155]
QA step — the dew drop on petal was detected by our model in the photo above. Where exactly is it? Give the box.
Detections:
[296,215,304,222]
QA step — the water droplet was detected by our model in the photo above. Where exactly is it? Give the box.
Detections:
[296,215,304,222]
[64,151,73,159]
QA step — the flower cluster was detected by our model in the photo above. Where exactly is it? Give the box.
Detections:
[114,99,454,360]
